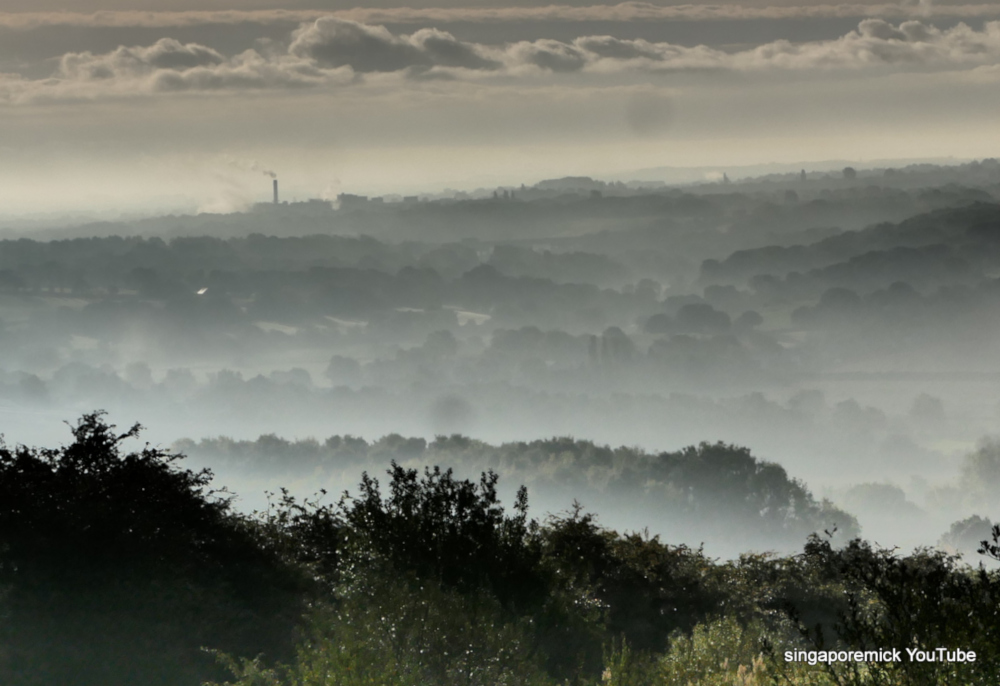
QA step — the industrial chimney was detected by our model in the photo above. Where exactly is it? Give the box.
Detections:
[273,179,279,204]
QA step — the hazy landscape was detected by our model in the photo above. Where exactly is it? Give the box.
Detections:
[3,162,1000,556]
[5,1,1000,684]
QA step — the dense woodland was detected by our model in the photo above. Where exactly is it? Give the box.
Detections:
[177,432,860,554]
[2,412,1000,686]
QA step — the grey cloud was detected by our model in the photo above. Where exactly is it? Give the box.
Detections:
[141,39,224,69]
[507,39,588,72]
[59,38,224,80]
[565,19,1000,72]
[5,5,1000,30]
[2,44,350,103]
[5,17,1000,104]
[859,17,911,40]
[410,28,501,70]
[572,36,663,61]
[898,20,936,41]
[149,51,341,92]
[731,19,1000,70]
[289,17,498,73]
[289,17,426,72]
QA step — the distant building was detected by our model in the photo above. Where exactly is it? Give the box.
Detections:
[338,193,369,209]
[251,197,333,213]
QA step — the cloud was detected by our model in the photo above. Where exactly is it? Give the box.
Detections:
[0,10,322,30]
[506,39,588,72]
[572,36,664,61]
[289,18,499,72]
[4,4,1000,30]
[58,38,224,80]
[147,51,347,93]
[727,19,1000,71]
[4,17,1000,104]
[410,28,501,70]
[0,40,351,103]
[444,18,1000,75]
[49,38,334,97]
[563,18,1000,73]
[289,17,424,72]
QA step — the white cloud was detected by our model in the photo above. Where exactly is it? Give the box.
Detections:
[58,38,225,80]
[505,39,588,72]
[728,19,1000,71]
[148,51,352,92]
[4,17,1000,104]
[491,18,1000,74]
[288,17,499,72]
[0,35,354,103]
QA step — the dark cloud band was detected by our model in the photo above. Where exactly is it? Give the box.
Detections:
[3,16,1000,103]
[2,4,1000,30]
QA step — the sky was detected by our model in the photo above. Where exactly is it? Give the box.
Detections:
[2,1,1000,215]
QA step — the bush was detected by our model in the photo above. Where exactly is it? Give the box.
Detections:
[341,462,546,612]
[0,412,307,686]
[210,570,554,686]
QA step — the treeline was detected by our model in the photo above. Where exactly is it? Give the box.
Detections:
[0,234,634,292]
[0,234,630,298]
[7,201,1000,390]
[2,413,1000,686]
[702,202,1000,292]
[180,432,858,552]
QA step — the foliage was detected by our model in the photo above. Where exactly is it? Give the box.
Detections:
[542,506,723,654]
[0,411,308,686]
[189,435,859,552]
[648,616,837,686]
[659,617,784,686]
[8,413,1000,686]
[335,464,610,680]
[208,571,554,686]
[797,535,1000,685]
[340,462,545,611]
[601,639,660,686]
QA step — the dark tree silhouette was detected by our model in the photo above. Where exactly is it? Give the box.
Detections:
[341,462,545,612]
[0,411,308,686]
